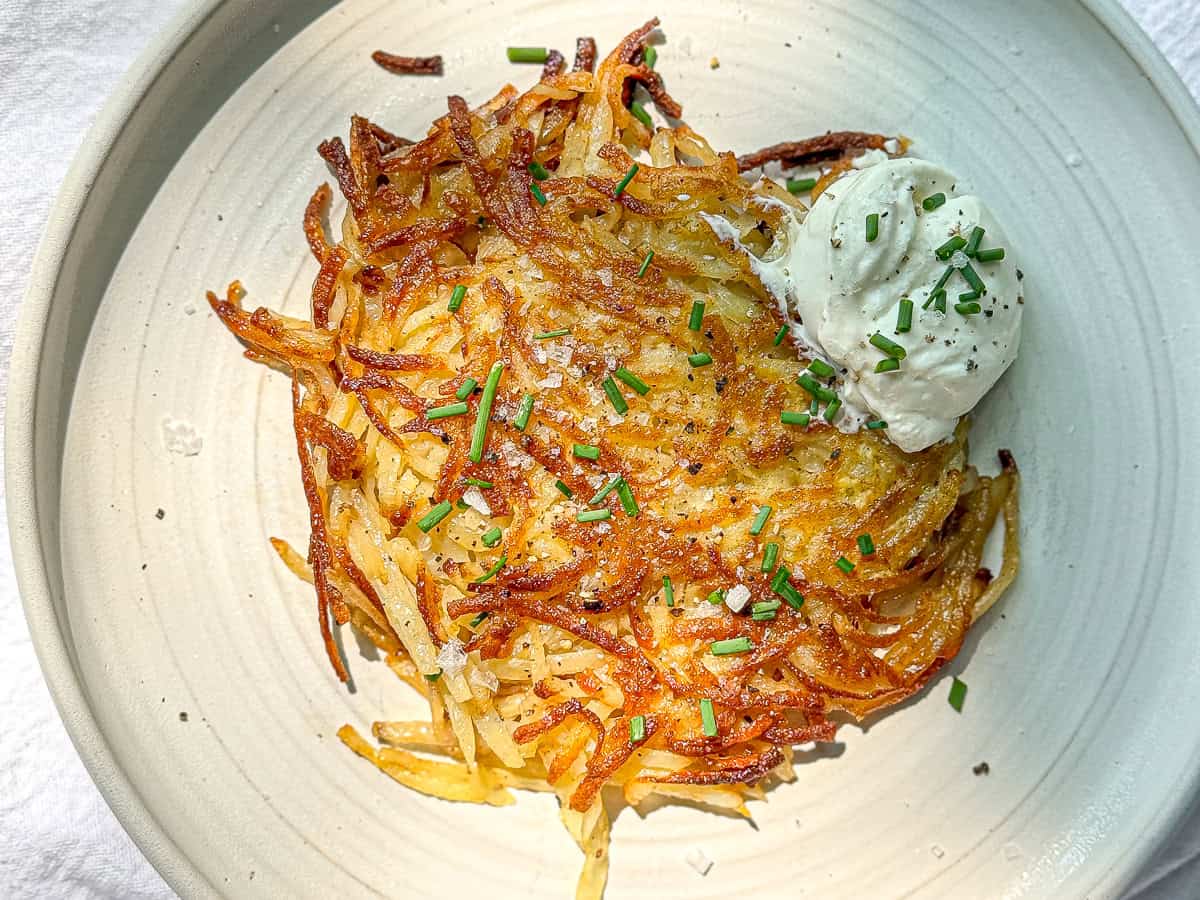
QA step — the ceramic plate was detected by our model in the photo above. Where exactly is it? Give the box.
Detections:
[10,0,1200,896]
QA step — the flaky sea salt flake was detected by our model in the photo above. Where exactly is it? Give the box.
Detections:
[162,418,203,456]
[462,487,492,517]
[725,584,752,612]
[436,639,468,677]
[685,847,713,876]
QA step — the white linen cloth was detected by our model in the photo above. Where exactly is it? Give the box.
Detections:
[0,2,1198,897]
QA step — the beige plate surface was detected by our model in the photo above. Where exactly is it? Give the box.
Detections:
[9,0,1200,897]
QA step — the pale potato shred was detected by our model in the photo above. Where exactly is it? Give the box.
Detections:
[208,19,1019,897]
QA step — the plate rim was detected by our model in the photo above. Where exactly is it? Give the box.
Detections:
[7,1,1199,897]
[5,1,228,895]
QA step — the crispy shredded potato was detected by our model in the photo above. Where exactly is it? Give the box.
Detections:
[208,20,1020,898]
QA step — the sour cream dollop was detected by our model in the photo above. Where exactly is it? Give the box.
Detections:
[712,157,1023,453]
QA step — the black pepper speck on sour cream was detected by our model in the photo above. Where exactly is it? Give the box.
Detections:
[704,155,1022,452]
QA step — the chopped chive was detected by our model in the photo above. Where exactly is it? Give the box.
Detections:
[554,479,574,498]
[614,367,650,395]
[572,443,600,460]
[710,637,754,656]
[922,192,946,211]
[765,580,801,618]
[780,410,810,426]
[644,45,658,69]
[707,588,726,605]
[448,284,467,312]
[865,213,880,242]
[787,176,818,194]
[773,324,788,346]
[932,265,955,294]
[482,527,503,548]
[507,47,548,63]
[469,611,489,628]
[513,393,535,431]
[636,250,654,278]
[474,553,507,583]
[530,182,547,205]
[934,287,952,312]
[590,476,623,506]
[808,358,836,378]
[835,556,855,574]
[614,163,639,197]
[857,534,875,556]
[749,505,773,536]
[663,575,675,607]
[770,565,791,592]
[958,290,981,303]
[469,361,504,464]
[463,477,494,489]
[424,670,442,682]
[778,583,804,610]
[796,372,837,402]
[770,567,805,609]
[866,419,888,430]
[616,480,639,517]
[869,332,907,359]
[630,101,653,129]
[601,376,629,415]
[955,301,982,315]
[426,401,469,420]
[533,328,571,340]
[761,542,779,572]
[948,676,967,712]
[699,699,718,736]
[455,377,477,400]
[577,508,611,523]
[936,235,967,260]
[456,499,470,510]
[823,396,842,422]
[809,396,819,416]
[528,160,550,181]
[896,297,913,333]
[875,357,901,374]
[963,226,985,258]
[960,262,985,294]
[751,610,778,622]
[688,300,705,331]
[976,247,1005,262]
[416,500,453,533]
[629,715,647,743]
[752,600,782,615]
[688,352,713,368]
